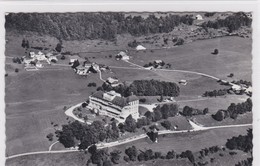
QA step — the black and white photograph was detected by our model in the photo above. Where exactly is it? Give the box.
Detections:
[1,1,259,166]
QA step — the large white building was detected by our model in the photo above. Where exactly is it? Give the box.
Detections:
[88,91,139,122]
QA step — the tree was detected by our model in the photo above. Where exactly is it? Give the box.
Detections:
[71,60,80,68]
[160,104,170,119]
[110,149,121,164]
[124,115,137,132]
[212,110,225,121]
[125,146,138,161]
[15,68,19,73]
[166,150,176,159]
[25,40,30,48]
[58,129,75,148]
[61,55,66,60]
[55,43,62,52]
[212,49,219,55]
[153,109,162,122]
[182,106,193,116]
[46,133,54,141]
[161,120,172,130]
[21,39,26,48]
[203,108,209,115]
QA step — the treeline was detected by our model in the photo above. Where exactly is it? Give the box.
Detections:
[6,13,194,41]
[181,106,208,117]
[203,89,230,97]
[124,146,195,164]
[235,158,253,166]
[212,98,252,121]
[101,79,180,97]
[226,129,253,153]
[118,104,179,132]
[231,80,252,87]
[56,120,119,150]
[201,12,252,33]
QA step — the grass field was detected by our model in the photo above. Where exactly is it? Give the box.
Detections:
[193,112,252,127]
[5,69,103,156]
[177,95,249,114]
[130,36,252,81]
[6,152,90,166]
[112,125,251,154]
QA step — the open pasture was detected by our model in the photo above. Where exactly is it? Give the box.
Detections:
[5,69,103,155]
[130,36,252,81]
[113,125,251,154]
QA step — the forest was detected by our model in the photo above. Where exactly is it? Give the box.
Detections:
[5,12,193,41]
[101,79,180,97]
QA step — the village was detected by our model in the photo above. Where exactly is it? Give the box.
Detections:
[4,11,253,166]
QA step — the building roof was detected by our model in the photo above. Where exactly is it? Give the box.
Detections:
[126,95,139,103]
[91,91,139,107]
[112,96,127,107]
[92,91,104,99]
[136,45,146,50]
[118,51,127,57]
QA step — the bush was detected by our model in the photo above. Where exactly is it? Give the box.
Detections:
[139,98,146,103]
[46,133,54,141]
[15,68,19,73]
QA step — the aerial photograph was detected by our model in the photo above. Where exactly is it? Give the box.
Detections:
[4,12,252,166]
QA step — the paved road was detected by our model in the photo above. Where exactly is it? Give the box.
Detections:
[6,123,252,160]
[48,141,59,151]
[64,103,92,124]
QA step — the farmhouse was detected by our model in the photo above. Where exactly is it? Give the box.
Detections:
[106,77,120,87]
[195,14,203,20]
[75,67,88,76]
[118,51,130,60]
[88,91,139,122]
[136,45,146,51]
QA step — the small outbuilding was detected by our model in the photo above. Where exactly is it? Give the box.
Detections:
[136,45,146,51]
[195,14,203,20]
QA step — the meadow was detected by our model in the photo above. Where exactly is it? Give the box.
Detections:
[5,34,252,161]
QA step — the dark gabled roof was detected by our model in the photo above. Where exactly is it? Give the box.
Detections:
[111,96,127,107]
[91,91,104,99]
[126,95,139,103]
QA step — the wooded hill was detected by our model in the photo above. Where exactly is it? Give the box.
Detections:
[5,12,251,41]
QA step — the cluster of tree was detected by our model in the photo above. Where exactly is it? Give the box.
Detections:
[231,80,252,87]
[88,82,97,87]
[212,98,252,121]
[204,12,216,17]
[173,37,185,46]
[235,157,253,166]
[201,12,252,33]
[203,89,229,97]
[143,60,165,68]
[118,104,178,133]
[128,40,140,48]
[46,133,54,141]
[6,13,194,41]
[12,57,23,64]
[86,145,116,166]
[21,39,30,48]
[57,120,119,150]
[124,146,195,164]
[102,80,180,97]
[226,128,253,153]
[181,106,208,117]
[199,146,221,158]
